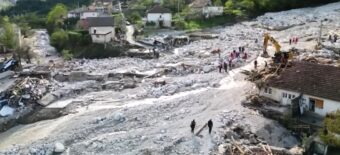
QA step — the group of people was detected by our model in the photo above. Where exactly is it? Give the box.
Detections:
[329,34,338,43]
[289,37,299,45]
[217,47,248,73]
[190,119,213,134]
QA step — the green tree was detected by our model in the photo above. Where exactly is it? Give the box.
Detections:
[46,3,67,33]
[51,29,69,52]
[129,12,142,24]
[320,110,340,147]
[240,0,255,11]
[213,0,223,6]
[0,16,17,49]
[224,0,245,17]
[162,0,185,12]
[114,14,124,29]
[224,0,235,10]
[130,0,153,10]
[173,13,186,29]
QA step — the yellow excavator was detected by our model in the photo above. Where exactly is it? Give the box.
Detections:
[263,33,292,63]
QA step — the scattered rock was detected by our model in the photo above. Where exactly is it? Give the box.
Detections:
[38,93,58,106]
[54,142,65,153]
[0,105,15,117]
[114,112,126,122]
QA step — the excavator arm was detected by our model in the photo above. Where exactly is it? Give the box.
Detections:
[263,33,281,54]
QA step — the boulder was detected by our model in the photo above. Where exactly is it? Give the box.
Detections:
[0,105,15,117]
[203,66,213,73]
[54,142,65,153]
[38,93,58,106]
[69,72,88,82]
[114,113,126,122]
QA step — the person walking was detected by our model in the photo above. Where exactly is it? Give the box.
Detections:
[289,38,292,45]
[208,119,213,134]
[334,35,338,43]
[223,59,228,73]
[254,60,258,69]
[218,60,223,73]
[243,52,248,60]
[191,119,196,133]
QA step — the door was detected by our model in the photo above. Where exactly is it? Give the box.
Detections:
[309,98,316,112]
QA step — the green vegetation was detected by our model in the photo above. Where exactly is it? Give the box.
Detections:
[128,0,339,30]
[0,0,90,30]
[0,16,17,49]
[0,0,91,16]
[320,110,340,147]
[46,4,67,33]
[62,49,73,60]
[176,15,234,30]
[50,29,69,52]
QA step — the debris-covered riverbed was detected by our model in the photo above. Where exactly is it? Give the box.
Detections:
[1,2,340,154]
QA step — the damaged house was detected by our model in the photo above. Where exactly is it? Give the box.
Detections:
[261,62,340,116]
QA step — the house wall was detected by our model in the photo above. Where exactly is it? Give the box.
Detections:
[202,7,223,17]
[147,13,172,27]
[67,13,80,18]
[89,26,115,43]
[81,12,99,19]
[301,94,340,116]
[260,87,340,116]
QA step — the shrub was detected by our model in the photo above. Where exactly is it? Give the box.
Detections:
[51,29,69,52]
[145,21,156,26]
[62,49,73,60]
[320,110,340,147]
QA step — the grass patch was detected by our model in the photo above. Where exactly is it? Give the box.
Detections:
[183,16,235,30]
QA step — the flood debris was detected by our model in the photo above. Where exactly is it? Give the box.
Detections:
[0,58,19,73]
[0,105,15,117]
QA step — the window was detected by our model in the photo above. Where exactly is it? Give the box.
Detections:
[315,99,324,109]
[264,88,272,94]
[292,95,296,99]
[288,94,292,99]
[282,93,287,98]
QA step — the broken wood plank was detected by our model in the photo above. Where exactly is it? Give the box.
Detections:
[195,123,208,136]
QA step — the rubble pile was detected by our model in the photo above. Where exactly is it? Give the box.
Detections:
[61,58,158,74]
[0,77,54,109]
[216,110,301,155]
[298,48,339,65]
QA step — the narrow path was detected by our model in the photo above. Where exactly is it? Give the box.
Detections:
[126,25,148,48]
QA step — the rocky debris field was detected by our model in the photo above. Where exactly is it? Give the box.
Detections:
[1,1,340,155]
